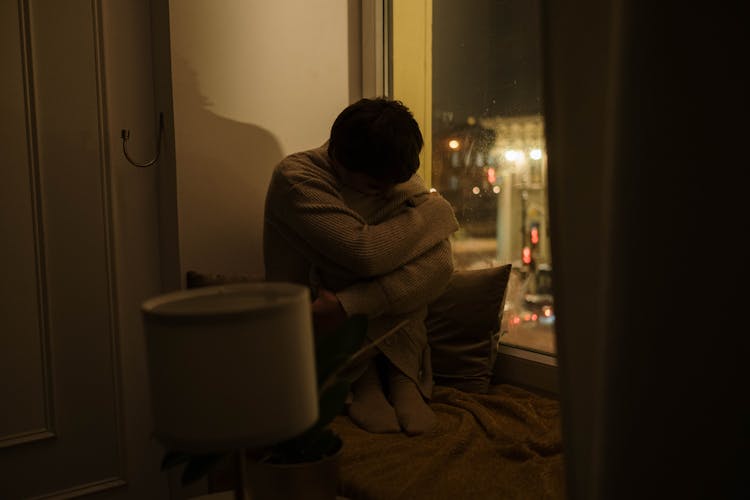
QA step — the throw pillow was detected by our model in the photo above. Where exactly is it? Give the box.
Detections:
[425,264,513,394]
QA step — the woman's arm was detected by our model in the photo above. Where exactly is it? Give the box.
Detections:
[334,239,455,318]
[265,164,458,277]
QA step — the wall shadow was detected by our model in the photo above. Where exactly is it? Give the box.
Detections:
[172,57,283,279]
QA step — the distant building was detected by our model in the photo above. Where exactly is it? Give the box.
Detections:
[432,114,550,270]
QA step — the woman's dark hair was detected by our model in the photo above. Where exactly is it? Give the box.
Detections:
[328,98,423,184]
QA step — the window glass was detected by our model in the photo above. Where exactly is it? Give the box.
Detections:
[431,0,555,356]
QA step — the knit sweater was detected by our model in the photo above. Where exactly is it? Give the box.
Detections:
[263,145,459,397]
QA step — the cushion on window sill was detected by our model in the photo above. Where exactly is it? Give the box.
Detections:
[425,264,513,394]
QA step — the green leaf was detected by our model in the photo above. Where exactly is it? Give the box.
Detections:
[316,380,351,429]
[314,314,368,384]
[180,453,226,485]
[319,317,409,394]
[268,428,342,464]
[161,450,192,471]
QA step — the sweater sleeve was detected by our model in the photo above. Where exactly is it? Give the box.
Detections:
[266,167,459,277]
[336,239,455,318]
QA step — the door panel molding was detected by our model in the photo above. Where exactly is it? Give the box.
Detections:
[0,430,56,449]
[0,0,55,449]
[30,478,127,500]
[0,0,128,496]
[91,0,129,484]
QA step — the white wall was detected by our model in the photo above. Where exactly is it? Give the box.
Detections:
[169,0,360,280]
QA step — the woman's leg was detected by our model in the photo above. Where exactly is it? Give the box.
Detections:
[386,363,436,435]
[347,356,400,433]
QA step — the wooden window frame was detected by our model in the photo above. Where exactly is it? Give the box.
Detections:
[365,0,558,397]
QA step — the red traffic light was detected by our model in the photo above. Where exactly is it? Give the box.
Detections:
[522,246,532,265]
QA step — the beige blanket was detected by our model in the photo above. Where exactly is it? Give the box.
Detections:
[331,384,565,500]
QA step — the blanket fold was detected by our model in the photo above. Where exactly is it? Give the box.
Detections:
[331,384,565,500]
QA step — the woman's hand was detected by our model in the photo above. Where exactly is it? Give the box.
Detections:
[311,287,347,334]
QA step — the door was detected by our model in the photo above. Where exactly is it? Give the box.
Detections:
[0,0,174,497]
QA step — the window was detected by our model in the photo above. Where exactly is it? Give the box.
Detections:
[389,0,556,361]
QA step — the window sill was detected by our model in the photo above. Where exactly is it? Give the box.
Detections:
[492,344,559,398]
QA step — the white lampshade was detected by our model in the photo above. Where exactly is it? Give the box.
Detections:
[141,282,319,453]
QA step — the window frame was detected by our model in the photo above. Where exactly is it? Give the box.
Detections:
[364,0,558,396]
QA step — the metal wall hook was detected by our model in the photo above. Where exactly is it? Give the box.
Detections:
[121,112,164,168]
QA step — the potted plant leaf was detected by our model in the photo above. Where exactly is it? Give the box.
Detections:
[161,313,407,498]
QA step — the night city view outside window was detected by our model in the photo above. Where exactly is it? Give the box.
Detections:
[432,0,555,356]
